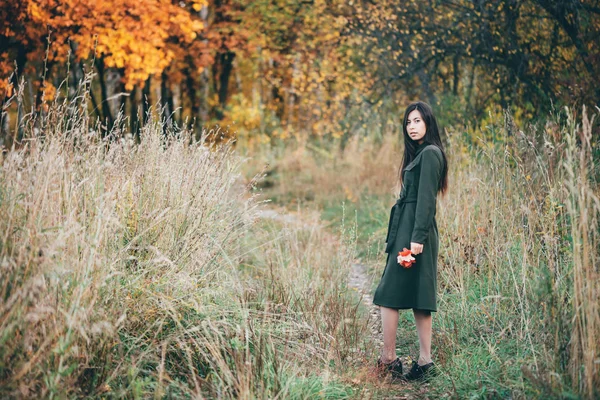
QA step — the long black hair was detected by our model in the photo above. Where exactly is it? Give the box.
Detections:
[398,101,448,195]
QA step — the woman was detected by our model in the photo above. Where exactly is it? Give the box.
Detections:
[372,101,448,382]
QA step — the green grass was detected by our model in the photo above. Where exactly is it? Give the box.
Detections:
[320,194,390,261]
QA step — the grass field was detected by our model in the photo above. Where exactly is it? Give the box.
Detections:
[1,90,598,398]
[243,107,600,399]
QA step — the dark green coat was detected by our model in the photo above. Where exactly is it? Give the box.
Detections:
[373,141,443,312]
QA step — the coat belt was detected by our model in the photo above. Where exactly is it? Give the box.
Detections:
[385,198,417,254]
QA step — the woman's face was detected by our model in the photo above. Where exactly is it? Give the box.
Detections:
[406,109,426,144]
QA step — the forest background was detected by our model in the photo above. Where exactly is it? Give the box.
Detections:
[0,0,599,399]
[2,0,599,144]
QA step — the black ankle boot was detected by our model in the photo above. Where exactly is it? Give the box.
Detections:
[404,360,437,381]
[376,357,403,380]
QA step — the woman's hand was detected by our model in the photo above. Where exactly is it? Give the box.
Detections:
[410,242,424,255]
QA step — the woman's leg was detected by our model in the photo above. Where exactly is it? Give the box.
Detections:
[413,308,433,365]
[380,306,399,362]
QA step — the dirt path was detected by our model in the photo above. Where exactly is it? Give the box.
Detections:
[256,206,384,361]
[256,206,380,316]
[251,179,450,400]
[349,262,384,348]
[256,205,430,399]
[259,197,430,400]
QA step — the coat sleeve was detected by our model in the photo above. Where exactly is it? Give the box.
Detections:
[411,148,443,245]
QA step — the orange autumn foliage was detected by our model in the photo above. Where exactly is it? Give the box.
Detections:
[0,0,208,93]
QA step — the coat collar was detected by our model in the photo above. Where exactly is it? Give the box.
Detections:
[404,141,430,172]
[415,140,430,156]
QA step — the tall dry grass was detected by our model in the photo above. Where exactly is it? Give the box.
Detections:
[0,79,369,398]
[431,106,599,398]
[251,106,600,398]
[562,107,599,398]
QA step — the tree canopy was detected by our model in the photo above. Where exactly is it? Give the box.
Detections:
[1,0,598,144]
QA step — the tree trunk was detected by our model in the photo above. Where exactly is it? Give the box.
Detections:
[465,60,476,118]
[130,85,140,141]
[160,71,171,136]
[95,57,114,134]
[184,59,200,133]
[199,69,209,133]
[142,77,151,127]
[174,84,183,128]
[69,41,101,121]
[215,51,235,120]
[69,43,83,101]
[12,43,28,144]
[452,54,460,96]
[416,68,436,107]
[119,78,127,120]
